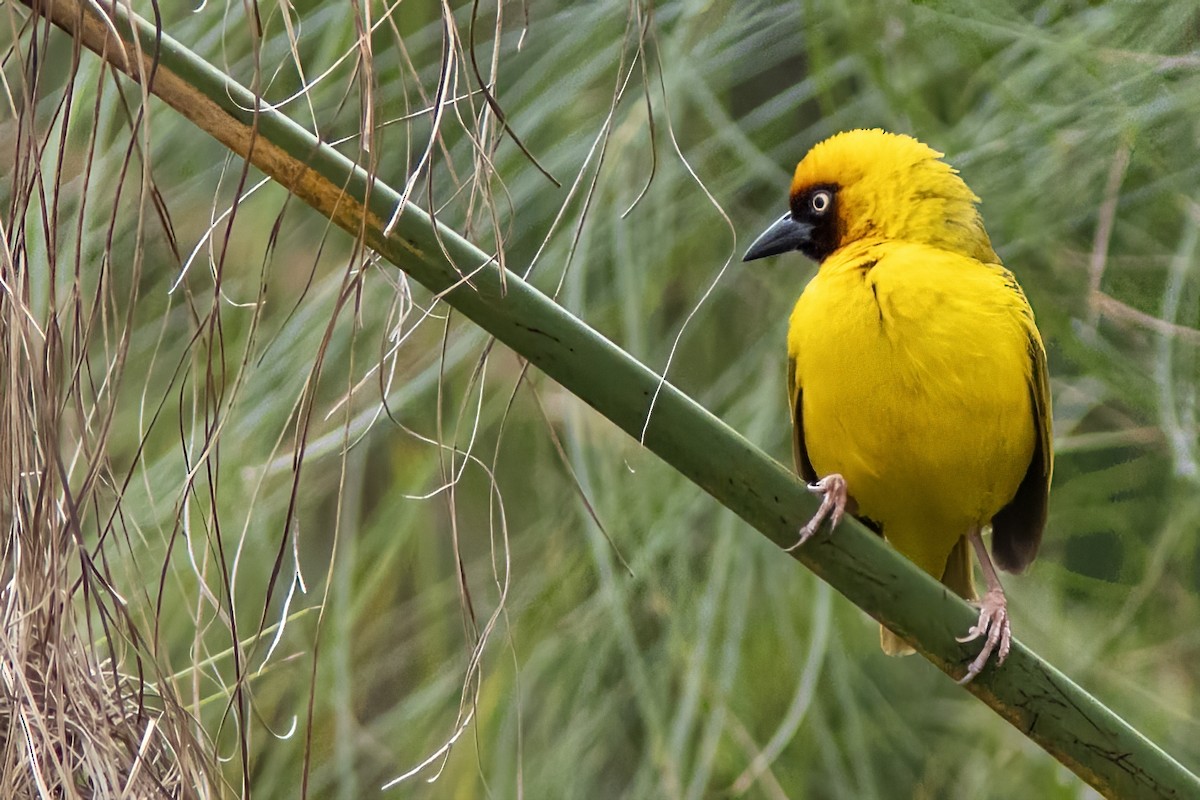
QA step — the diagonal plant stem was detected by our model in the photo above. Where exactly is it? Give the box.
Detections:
[21,0,1200,797]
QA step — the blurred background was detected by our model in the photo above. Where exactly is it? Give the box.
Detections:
[4,0,1199,797]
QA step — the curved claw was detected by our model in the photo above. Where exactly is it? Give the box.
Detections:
[957,587,1011,685]
[786,474,849,552]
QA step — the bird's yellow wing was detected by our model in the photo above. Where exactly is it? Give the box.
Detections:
[788,353,885,538]
[990,270,1053,573]
[785,357,818,485]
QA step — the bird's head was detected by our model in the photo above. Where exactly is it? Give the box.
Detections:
[743,129,996,265]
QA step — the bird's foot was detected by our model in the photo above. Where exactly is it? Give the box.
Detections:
[786,474,849,552]
[956,586,1011,685]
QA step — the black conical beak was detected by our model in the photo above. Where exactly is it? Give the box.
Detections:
[742,213,814,262]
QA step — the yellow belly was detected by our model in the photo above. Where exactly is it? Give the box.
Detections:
[788,241,1035,579]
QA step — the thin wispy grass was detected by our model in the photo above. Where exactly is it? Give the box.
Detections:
[3,0,1199,798]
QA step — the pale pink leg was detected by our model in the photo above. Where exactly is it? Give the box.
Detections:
[957,527,1012,685]
[787,474,850,552]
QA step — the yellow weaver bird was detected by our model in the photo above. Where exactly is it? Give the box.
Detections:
[744,129,1052,683]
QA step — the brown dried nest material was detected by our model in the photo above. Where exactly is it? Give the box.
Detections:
[0,605,206,798]
[0,422,217,798]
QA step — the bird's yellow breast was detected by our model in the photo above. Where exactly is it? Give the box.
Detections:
[788,240,1035,577]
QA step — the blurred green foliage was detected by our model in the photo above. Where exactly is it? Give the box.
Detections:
[12,0,1200,797]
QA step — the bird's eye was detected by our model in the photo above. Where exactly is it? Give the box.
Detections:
[810,190,832,215]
